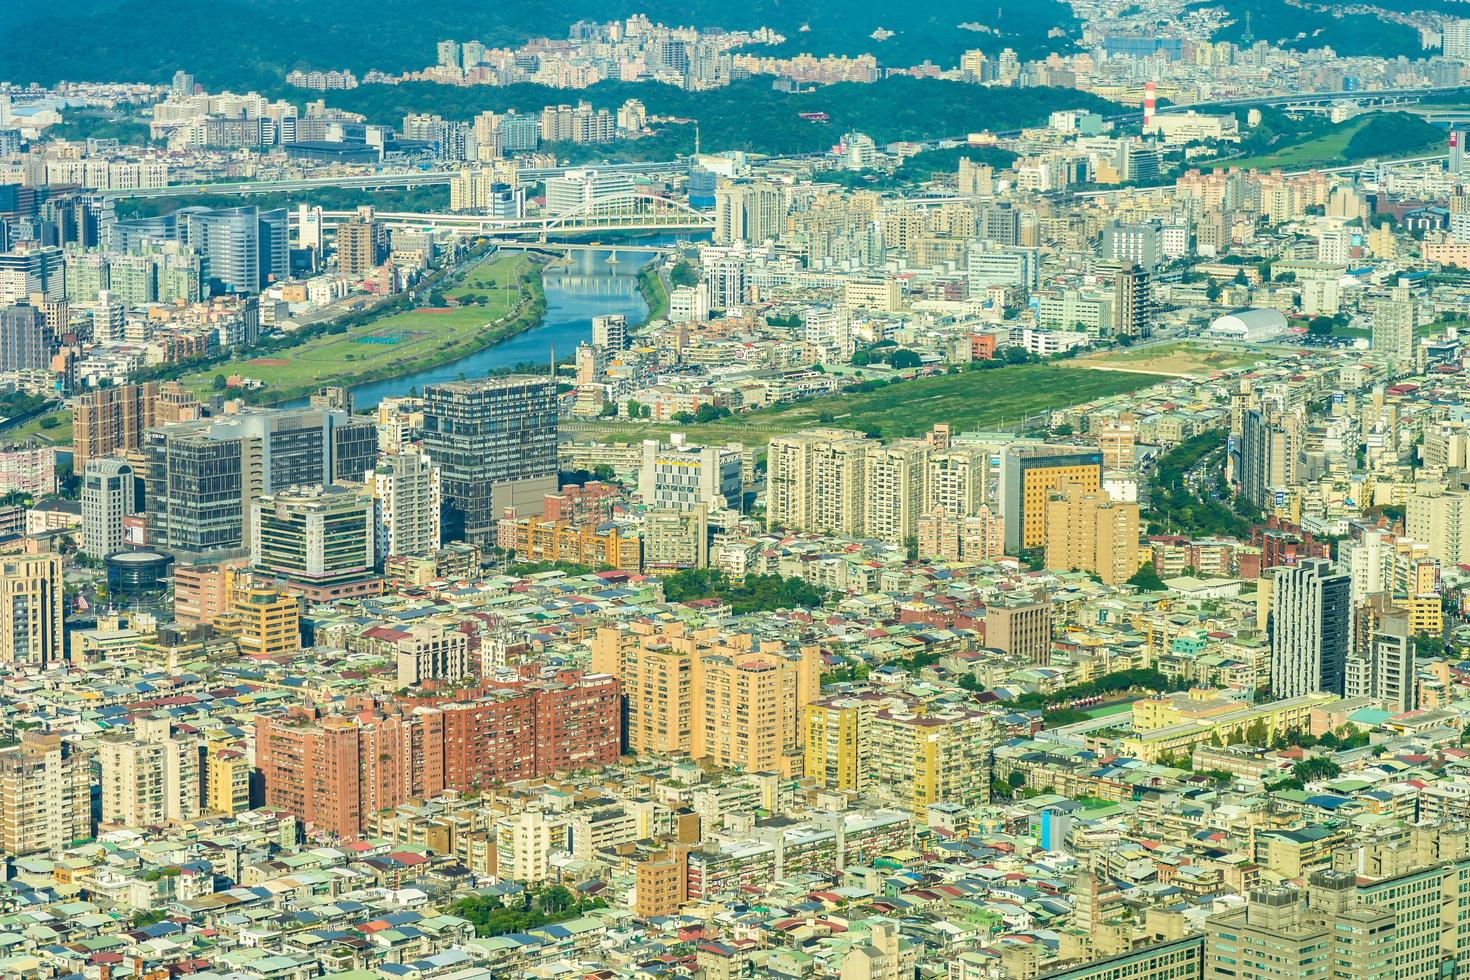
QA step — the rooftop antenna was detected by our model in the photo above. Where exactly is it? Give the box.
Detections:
[549,341,556,379]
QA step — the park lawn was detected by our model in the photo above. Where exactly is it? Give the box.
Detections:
[443,254,526,304]
[1085,700,1137,720]
[1071,342,1268,375]
[5,410,71,447]
[1220,111,1443,172]
[178,254,536,401]
[1333,320,1447,340]
[1225,124,1359,171]
[567,364,1159,448]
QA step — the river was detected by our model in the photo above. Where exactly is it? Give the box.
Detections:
[341,244,663,409]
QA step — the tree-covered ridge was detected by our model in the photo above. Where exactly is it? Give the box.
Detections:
[323,78,1118,157]
[1193,0,1424,59]
[1,0,1081,89]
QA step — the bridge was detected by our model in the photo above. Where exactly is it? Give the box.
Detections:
[1167,87,1454,114]
[493,238,676,252]
[103,159,691,200]
[299,191,714,239]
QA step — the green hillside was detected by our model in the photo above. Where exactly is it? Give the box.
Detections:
[1,0,1079,90]
[324,78,1116,157]
[1211,111,1445,172]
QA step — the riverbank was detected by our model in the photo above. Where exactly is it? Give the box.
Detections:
[319,244,655,409]
[636,263,669,324]
[175,252,548,407]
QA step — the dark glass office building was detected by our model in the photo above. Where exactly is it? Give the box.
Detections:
[422,376,558,546]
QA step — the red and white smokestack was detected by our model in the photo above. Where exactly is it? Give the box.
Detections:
[1143,81,1157,131]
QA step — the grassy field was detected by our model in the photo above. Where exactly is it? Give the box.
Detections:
[638,266,669,322]
[1085,701,1137,720]
[4,410,71,448]
[565,364,1159,448]
[178,254,542,403]
[1331,320,1451,340]
[1069,342,1271,376]
[1216,111,1443,172]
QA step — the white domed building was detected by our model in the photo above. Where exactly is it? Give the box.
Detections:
[1207,308,1288,342]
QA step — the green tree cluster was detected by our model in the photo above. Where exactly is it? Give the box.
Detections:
[322,77,1117,158]
[671,404,732,424]
[662,568,826,614]
[450,888,606,938]
[1002,668,1189,716]
[1146,431,1255,539]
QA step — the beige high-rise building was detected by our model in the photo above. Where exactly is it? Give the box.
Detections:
[767,429,950,543]
[1334,823,1470,980]
[1407,486,1470,564]
[335,216,386,280]
[693,643,820,774]
[863,443,928,543]
[916,506,1003,562]
[869,703,995,816]
[0,732,92,856]
[805,693,996,816]
[713,179,784,244]
[643,504,709,570]
[71,382,157,468]
[957,158,994,197]
[495,809,571,885]
[986,594,1053,664]
[591,621,820,775]
[926,447,988,516]
[1204,875,1396,980]
[1371,280,1414,375]
[155,380,202,425]
[1044,478,1140,584]
[0,552,63,664]
[804,693,886,791]
[766,429,869,537]
[1095,414,1137,469]
[99,714,202,828]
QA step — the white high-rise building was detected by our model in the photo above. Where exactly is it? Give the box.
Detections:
[1345,608,1416,712]
[81,458,135,559]
[1341,526,1395,604]
[803,305,853,361]
[592,313,628,350]
[368,451,443,559]
[543,169,635,216]
[638,438,742,512]
[1445,19,1470,60]
[1371,281,1414,375]
[98,714,201,828]
[1270,559,1353,699]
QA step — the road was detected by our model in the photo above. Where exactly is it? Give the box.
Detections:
[104,159,694,199]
